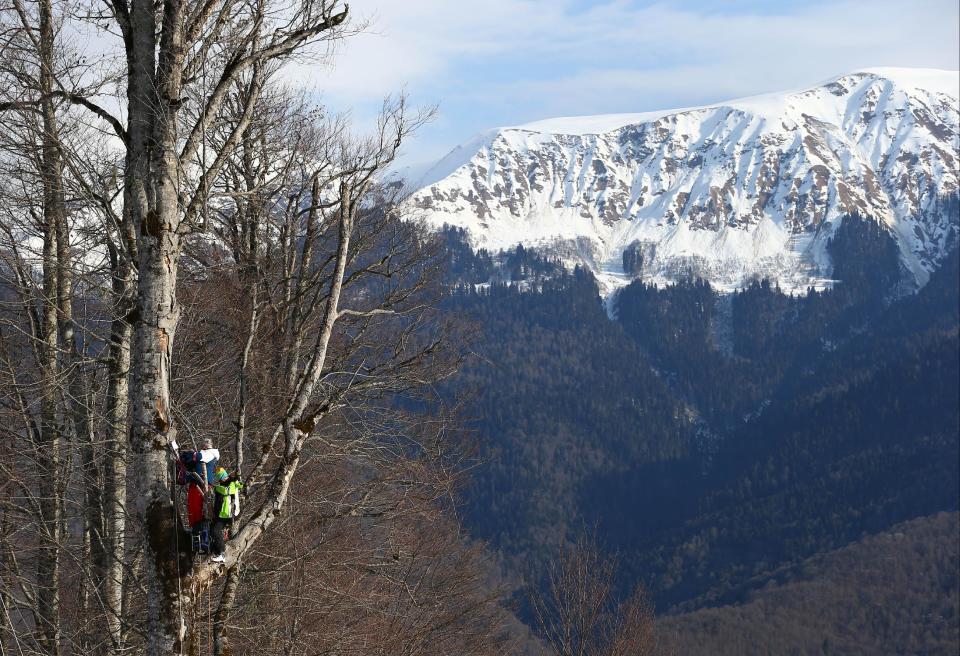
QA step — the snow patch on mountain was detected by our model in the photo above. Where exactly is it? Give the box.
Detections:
[407,69,960,295]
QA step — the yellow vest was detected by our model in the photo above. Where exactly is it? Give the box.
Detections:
[213,480,244,519]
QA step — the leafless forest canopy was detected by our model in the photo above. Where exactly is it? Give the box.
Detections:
[0,1,663,655]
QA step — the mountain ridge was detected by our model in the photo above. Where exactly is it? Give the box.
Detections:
[407,68,960,294]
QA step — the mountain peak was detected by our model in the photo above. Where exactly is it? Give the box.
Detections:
[408,69,960,294]
[502,68,959,137]
[851,67,959,94]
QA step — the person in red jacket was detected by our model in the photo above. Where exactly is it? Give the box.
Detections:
[186,474,206,528]
[185,467,208,552]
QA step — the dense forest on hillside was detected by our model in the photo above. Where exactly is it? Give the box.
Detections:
[440,216,960,629]
[660,512,960,656]
[446,267,692,559]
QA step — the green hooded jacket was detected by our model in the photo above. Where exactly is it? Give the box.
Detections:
[213,479,244,519]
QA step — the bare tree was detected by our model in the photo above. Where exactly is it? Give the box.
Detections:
[0,1,527,654]
[83,0,503,650]
[532,537,657,656]
[169,86,496,654]
[0,1,139,651]
[85,1,358,651]
[0,1,103,652]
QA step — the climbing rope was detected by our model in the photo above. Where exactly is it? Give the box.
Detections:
[208,580,213,656]
[173,454,185,656]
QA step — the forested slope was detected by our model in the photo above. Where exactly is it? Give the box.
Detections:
[441,220,960,626]
[630,243,959,609]
[447,267,692,560]
[659,512,960,656]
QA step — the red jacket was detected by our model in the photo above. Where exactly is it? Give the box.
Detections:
[187,483,205,527]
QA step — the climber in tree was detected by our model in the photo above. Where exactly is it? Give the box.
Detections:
[210,467,244,563]
[198,437,220,485]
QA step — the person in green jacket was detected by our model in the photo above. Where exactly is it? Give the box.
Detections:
[210,467,244,562]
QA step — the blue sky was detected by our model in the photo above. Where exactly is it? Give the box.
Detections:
[300,0,960,168]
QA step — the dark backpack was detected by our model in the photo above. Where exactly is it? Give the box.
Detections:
[176,451,201,485]
[191,520,210,554]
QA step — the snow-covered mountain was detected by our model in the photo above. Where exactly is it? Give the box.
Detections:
[407,68,960,294]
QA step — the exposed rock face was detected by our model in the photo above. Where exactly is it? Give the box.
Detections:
[408,68,960,293]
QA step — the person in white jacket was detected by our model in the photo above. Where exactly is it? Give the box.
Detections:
[197,437,220,485]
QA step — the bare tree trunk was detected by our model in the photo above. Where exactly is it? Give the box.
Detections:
[94,155,138,656]
[130,230,187,655]
[35,0,64,651]
[36,180,62,656]
[104,303,132,655]
[57,199,105,651]
[212,566,241,656]
[124,1,189,651]
[235,291,258,478]
[76,383,101,650]
[129,204,187,655]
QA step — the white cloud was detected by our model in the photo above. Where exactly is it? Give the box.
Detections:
[287,0,959,164]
